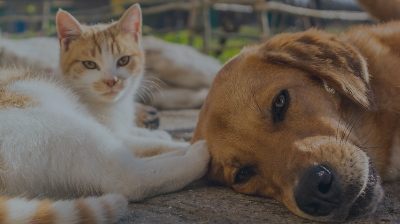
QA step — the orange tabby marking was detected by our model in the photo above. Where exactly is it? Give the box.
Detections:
[0,90,39,110]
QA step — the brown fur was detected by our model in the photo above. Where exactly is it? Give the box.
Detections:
[31,200,57,224]
[192,22,400,221]
[74,198,98,224]
[0,197,7,223]
[0,69,40,110]
[357,0,400,22]
[0,90,39,110]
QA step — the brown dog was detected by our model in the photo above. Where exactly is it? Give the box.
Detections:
[192,21,400,221]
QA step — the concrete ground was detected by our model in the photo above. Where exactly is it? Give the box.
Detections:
[118,109,400,224]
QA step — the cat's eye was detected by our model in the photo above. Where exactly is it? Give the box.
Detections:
[117,56,130,66]
[234,167,254,184]
[83,61,98,69]
[272,90,290,123]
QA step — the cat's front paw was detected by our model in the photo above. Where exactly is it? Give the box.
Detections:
[134,103,160,130]
[130,127,172,140]
[151,130,172,140]
[184,140,210,180]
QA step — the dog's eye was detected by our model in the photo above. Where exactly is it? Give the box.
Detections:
[234,167,254,184]
[272,90,290,122]
[83,61,98,69]
[276,95,285,108]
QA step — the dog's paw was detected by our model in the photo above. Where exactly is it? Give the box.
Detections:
[184,140,210,179]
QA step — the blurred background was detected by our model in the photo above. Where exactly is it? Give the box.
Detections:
[0,0,374,64]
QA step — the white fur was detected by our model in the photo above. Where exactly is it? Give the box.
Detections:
[0,74,209,201]
[5,199,39,223]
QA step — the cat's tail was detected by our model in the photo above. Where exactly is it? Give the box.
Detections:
[0,194,127,224]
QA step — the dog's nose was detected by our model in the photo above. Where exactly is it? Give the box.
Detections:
[295,165,342,216]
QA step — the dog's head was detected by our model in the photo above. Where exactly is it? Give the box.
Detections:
[192,30,384,222]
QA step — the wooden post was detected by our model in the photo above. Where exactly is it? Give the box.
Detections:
[188,0,198,46]
[302,16,312,30]
[42,0,51,32]
[309,0,321,28]
[260,10,270,40]
[202,0,212,54]
[254,0,270,40]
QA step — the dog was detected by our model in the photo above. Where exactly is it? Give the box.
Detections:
[192,21,400,221]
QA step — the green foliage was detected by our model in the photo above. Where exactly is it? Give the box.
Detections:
[153,30,204,50]
[5,22,57,39]
[7,29,38,39]
[151,26,259,64]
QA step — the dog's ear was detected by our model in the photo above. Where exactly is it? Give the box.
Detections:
[260,29,375,109]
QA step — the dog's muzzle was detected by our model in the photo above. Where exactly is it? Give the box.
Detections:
[295,165,342,216]
[294,163,382,221]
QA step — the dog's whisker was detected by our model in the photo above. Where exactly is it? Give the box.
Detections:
[360,146,394,150]
[338,103,372,147]
[344,109,370,143]
[354,121,386,129]
[335,98,352,144]
[376,107,400,115]
[335,105,399,152]
[370,94,400,103]
[338,102,359,148]
[251,91,263,115]
[358,130,395,148]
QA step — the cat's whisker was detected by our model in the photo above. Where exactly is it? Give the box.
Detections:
[137,85,156,105]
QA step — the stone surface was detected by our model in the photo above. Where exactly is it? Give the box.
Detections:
[118,109,400,224]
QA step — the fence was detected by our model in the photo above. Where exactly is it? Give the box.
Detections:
[0,0,373,53]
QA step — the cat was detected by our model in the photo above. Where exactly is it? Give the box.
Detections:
[0,4,210,224]
[56,3,192,157]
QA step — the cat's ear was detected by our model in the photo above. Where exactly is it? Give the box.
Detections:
[56,9,82,51]
[117,4,142,42]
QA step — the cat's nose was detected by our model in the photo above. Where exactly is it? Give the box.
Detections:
[104,77,118,87]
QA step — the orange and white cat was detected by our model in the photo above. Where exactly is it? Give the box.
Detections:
[0,4,210,224]
[56,3,191,155]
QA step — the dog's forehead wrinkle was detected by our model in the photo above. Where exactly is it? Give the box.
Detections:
[256,30,374,109]
[219,80,270,119]
[226,155,254,169]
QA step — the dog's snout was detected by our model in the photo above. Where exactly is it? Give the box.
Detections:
[295,165,342,216]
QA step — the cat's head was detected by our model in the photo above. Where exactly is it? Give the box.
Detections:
[56,4,144,102]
